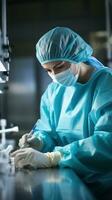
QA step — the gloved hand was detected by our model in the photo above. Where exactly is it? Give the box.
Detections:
[19,133,43,150]
[11,148,61,169]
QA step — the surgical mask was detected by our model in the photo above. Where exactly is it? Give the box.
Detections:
[48,66,80,87]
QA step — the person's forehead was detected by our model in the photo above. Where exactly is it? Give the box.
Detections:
[42,61,69,69]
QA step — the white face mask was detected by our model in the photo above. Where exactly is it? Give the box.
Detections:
[48,66,80,87]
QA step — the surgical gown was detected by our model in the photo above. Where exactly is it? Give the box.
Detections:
[33,66,112,179]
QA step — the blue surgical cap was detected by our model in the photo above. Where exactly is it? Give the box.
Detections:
[36,27,93,65]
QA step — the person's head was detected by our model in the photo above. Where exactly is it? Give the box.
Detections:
[36,27,93,86]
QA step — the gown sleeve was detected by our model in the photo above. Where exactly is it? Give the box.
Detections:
[33,84,56,152]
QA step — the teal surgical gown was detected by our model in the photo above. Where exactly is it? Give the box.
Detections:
[34,66,112,179]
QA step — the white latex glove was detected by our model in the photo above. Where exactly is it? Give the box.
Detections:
[19,133,43,150]
[11,148,61,169]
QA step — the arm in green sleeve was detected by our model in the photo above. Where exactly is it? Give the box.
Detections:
[54,72,112,179]
[33,84,56,152]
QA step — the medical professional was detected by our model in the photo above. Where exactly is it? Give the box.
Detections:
[11,27,112,180]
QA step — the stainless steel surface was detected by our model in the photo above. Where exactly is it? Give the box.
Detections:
[0,169,96,200]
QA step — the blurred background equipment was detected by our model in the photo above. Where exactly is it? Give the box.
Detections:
[89,0,112,67]
[0,0,10,119]
[89,31,107,65]
[0,0,19,170]
[0,0,10,85]
[105,0,112,67]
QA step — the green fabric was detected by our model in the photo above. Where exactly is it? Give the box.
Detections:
[34,65,112,179]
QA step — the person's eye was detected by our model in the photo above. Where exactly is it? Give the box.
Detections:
[45,69,51,73]
[57,66,64,69]
[56,65,65,71]
[56,65,69,71]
